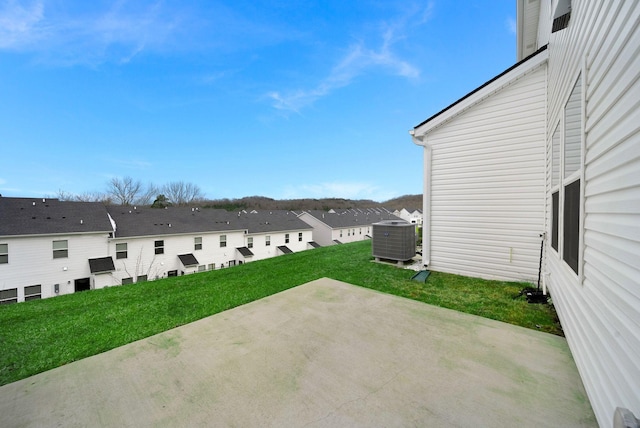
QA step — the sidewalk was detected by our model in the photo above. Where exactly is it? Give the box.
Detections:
[0,278,596,427]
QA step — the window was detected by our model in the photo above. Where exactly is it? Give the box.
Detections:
[340,230,343,237]
[285,234,289,244]
[194,237,202,251]
[198,265,206,272]
[116,243,128,259]
[298,232,302,242]
[154,240,164,255]
[265,236,271,246]
[53,240,68,259]
[122,277,133,285]
[359,228,362,235]
[208,263,215,270]
[24,285,41,301]
[551,125,561,251]
[0,288,17,304]
[220,235,227,248]
[137,275,147,282]
[247,237,253,248]
[550,74,582,275]
[0,243,7,264]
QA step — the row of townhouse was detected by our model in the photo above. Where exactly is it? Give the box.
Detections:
[392,208,423,226]
[411,0,640,424]
[0,198,315,303]
[1,197,401,304]
[297,208,401,246]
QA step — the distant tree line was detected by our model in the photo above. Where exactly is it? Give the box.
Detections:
[57,177,421,211]
[57,177,203,207]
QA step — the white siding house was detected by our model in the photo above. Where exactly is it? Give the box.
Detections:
[412,1,640,425]
[412,47,548,282]
[0,198,114,302]
[237,211,314,262]
[107,207,247,282]
[298,209,400,247]
[393,208,423,226]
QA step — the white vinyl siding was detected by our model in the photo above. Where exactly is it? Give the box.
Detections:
[543,1,640,426]
[423,64,547,282]
[1,233,110,300]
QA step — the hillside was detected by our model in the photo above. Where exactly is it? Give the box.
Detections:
[202,194,422,212]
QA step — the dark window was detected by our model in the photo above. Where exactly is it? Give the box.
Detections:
[194,237,202,251]
[24,285,42,301]
[285,234,289,244]
[154,240,164,255]
[220,235,227,248]
[122,277,133,285]
[298,232,302,242]
[551,191,559,251]
[167,270,178,277]
[0,288,18,305]
[563,179,580,274]
[137,275,148,282]
[53,240,68,259]
[0,243,7,264]
[116,243,127,259]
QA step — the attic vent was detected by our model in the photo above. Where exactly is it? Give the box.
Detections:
[552,0,571,32]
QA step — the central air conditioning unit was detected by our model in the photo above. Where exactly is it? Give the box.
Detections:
[372,220,415,264]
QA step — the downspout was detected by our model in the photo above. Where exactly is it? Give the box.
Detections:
[410,130,431,267]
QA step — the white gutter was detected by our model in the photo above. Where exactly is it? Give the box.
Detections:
[410,130,431,267]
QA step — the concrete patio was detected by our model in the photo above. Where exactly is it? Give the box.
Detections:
[0,278,596,427]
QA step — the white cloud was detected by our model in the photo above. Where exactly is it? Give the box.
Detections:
[0,0,181,65]
[282,181,395,202]
[267,5,430,113]
[0,0,44,49]
[507,16,517,35]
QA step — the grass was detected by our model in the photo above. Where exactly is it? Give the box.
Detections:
[0,240,561,386]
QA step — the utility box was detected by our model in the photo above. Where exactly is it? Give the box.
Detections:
[372,220,416,264]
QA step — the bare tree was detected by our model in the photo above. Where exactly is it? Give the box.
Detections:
[57,189,109,203]
[162,181,203,206]
[135,183,160,206]
[107,176,142,205]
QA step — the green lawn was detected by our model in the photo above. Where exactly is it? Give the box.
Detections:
[0,240,561,386]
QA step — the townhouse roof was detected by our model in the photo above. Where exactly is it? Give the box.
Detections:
[301,208,401,229]
[107,206,243,238]
[0,197,113,237]
[235,210,313,234]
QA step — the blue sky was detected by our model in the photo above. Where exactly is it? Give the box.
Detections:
[0,1,517,202]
